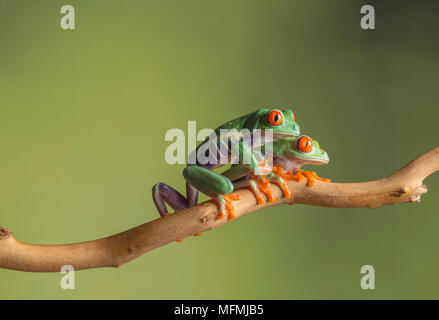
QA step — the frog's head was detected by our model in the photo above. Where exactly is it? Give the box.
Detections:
[248,108,300,138]
[276,135,329,168]
[269,135,328,172]
[287,136,329,165]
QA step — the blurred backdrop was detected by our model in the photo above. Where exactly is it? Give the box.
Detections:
[0,0,438,299]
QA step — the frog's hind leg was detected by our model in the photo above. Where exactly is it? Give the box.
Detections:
[152,182,188,218]
[235,167,292,205]
[183,164,241,220]
[270,166,293,198]
[244,179,266,205]
[186,182,199,208]
[231,175,274,205]
[211,194,242,220]
[249,176,275,203]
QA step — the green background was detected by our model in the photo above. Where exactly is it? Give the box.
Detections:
[1,0,438,299]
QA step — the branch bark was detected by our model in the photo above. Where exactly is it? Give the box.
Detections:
[1,147,438,272]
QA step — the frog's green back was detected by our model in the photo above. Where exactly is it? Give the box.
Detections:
[214,109,266,134]
[195,108,300,154]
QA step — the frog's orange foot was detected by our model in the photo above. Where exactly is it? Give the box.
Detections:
[270,167,293,198]
[302,171,331,187]
[271,178,291,199]
[277,168,305,182]
[316,176,331,183]
[244,179,266,205]
[251,177,275,203]
[272,166,287,178]
[257,160,273,176]
[211,194,241,221]
[178,232,202,242]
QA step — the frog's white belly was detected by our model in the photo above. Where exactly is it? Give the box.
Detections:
[273,157,304,172]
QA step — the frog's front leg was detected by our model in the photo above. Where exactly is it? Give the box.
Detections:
[233,140,275,200]
[237,166,291,205]
[269,167,292,198]
[183,165,241,220]
[292,169,331,186]
[152,182,189,217]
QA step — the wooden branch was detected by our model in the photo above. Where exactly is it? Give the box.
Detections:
[1,147,438,272]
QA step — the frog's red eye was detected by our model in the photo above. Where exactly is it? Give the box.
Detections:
[267,110,283,126]
[297,136,313,153]
[292,111,295,121]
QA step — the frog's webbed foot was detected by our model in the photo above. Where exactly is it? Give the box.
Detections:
[301,170,331,187]
[245,167,292,204]
[243,179,266,205]
[244,176,275,204]
[152,182,188,217]
[153,182,199,242]
[211,194,242,221]
[270,166,295,199]
[256,160,273,175]
[272,168,331,187]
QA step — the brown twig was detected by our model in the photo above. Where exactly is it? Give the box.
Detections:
[0,147,438,272]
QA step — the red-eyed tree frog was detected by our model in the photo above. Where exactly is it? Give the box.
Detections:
[228,135,331,206]
[152,108,300,220]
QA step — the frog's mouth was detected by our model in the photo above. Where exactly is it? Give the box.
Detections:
[273,131,299,139]
[273,156,328,172]
[280,154,329,166]
[294,156,328,165]
[260,131,298,144]
[252,131,298,149]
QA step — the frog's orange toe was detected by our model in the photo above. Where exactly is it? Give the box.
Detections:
[292,169,305,182]
[252,188,266,204]
[271,167,292,198]
[211,198,225,220]
[316,176,331,183]
[225,202,235,220]
[273,179,291,198]
[302,171,331,187]
[251,177,275,202]
[243,180,266,205]
[223,194,241,220]
[227,194,242,201]
[302,171,316,186]
[211,194,241,221]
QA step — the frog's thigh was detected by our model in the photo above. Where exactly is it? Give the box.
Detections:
[183,165,233,196]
